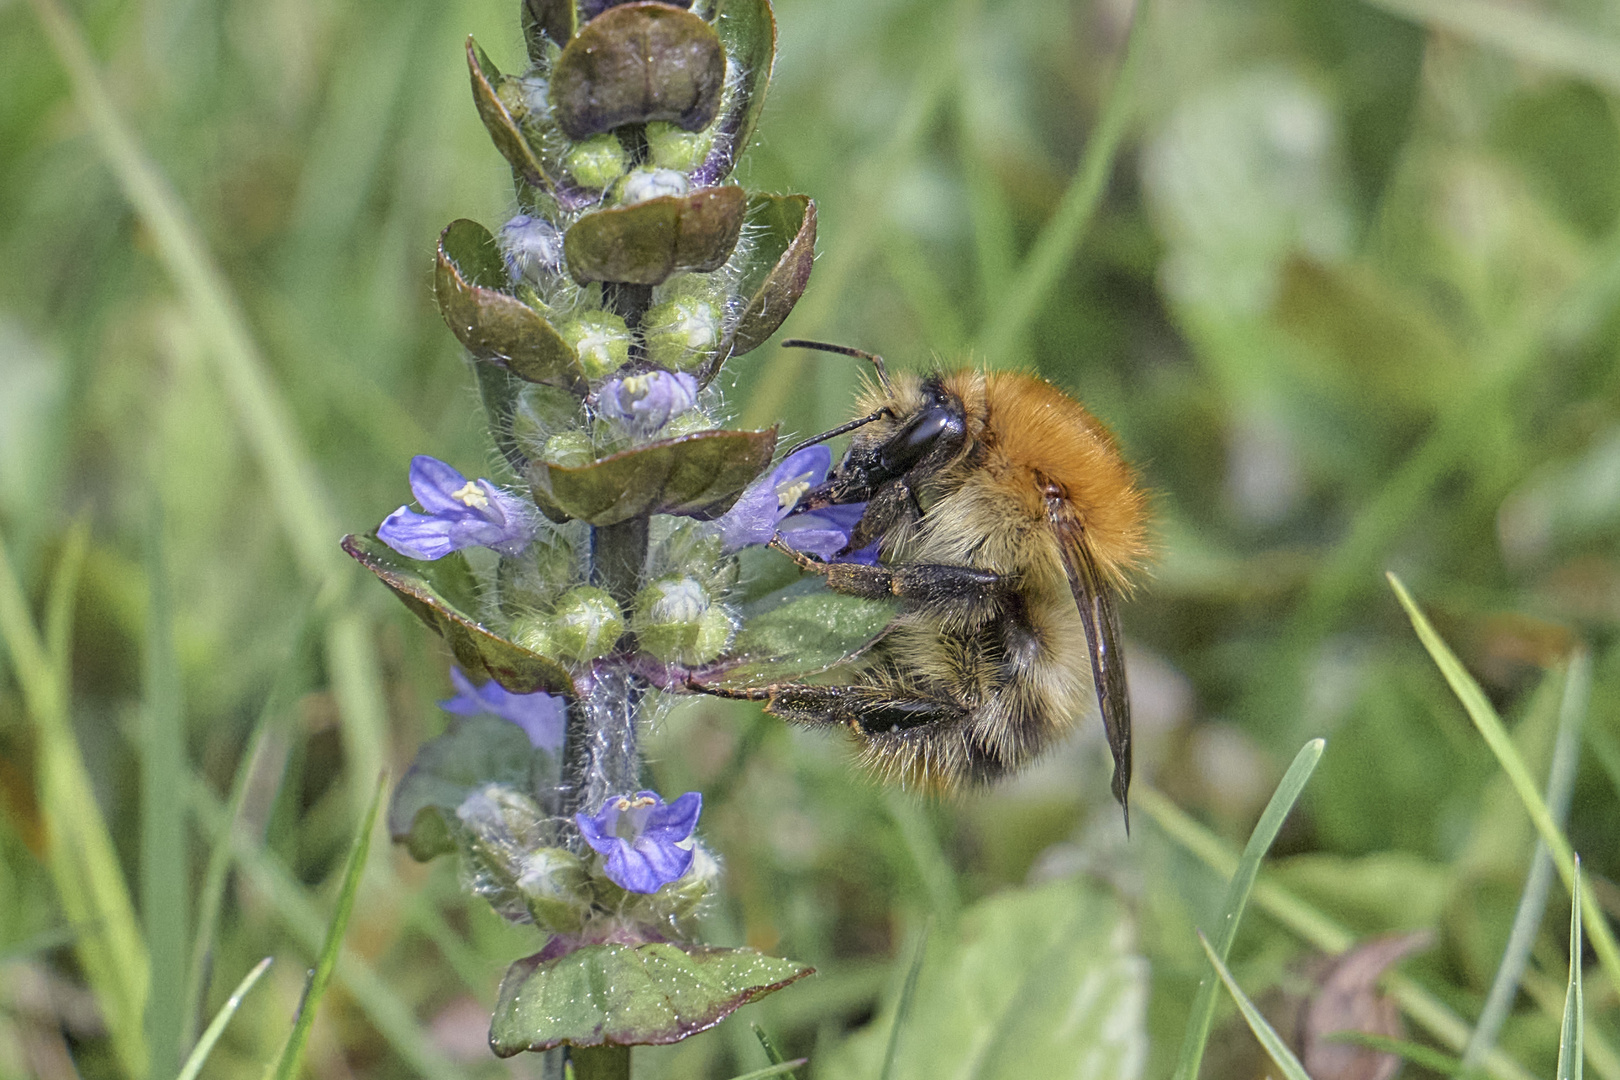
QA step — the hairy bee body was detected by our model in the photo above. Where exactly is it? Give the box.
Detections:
[705,361,1148,816]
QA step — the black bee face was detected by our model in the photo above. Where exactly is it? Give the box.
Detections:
[811,378,967,507]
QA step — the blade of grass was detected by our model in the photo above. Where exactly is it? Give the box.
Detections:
[27,0,390,846]
[1465,650,1590,1068]
[1558,857,1584,1080]
[182,623,306,1053]
[268,771,385,1080]
[885,792,960,919]
[176,957,272,1080]
[1324,1032,1470,1076]
[752,1023,786,1064]
[1197,931,1313,1080]
[971,0,1153,361]
[1172,738,1325,1080]
[1522,963,1619,1079]
[142,495,188,1079]
[1356,0,1620,98]
[878,921,931,1080]
[1388,574,1620,1002]
[186,775,462,1080]
[1587,720,1620,803]
[723,1063,810,1080]
[26,0,341,592]
[1135,784,1538,1080]
[0,523,150,1080]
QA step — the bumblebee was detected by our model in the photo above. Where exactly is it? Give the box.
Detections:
[704,341,1149,822]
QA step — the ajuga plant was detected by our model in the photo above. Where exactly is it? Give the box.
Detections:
[340,0,889,1073]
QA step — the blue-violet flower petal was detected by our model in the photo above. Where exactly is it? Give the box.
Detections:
[597,370,699,436]
[576,790,701,893]
[378,455,536,560]
[440,667,565,751]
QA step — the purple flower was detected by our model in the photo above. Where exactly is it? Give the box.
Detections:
[596,370,699,436]
[576,790,702,893]
[378,456,536,560]
[497,214,563,286]
[440,667,565,751]
[716,445,874,560]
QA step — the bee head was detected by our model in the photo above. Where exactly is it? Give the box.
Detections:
[815,376,968,504]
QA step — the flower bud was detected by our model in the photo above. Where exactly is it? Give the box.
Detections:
[559,310,632,378]
[541,430,595,467]
[513,383,584,453]
[633,575,733,665]
[516,847,592,933]
[641,297,721,372]
[646,120,715,173]
[551,585,626,661]
[597,370,700,436]
[509,614,559,658]
[566,132,629,190]
[498,215,564,287]
[616,167,690,204]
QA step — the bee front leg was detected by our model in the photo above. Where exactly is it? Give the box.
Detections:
[768,538,1010,615]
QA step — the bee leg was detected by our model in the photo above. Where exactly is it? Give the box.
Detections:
[764,684,968,734]
[686,677,965,733]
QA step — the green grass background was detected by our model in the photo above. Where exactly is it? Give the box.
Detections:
[2,0,1618,1076]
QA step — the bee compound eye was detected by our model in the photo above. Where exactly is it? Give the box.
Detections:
[878,406,964,477]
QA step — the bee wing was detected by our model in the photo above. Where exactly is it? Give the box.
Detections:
[1057,533,1132,828]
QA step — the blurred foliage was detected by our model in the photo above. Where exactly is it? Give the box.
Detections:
[3,0,1620,1076]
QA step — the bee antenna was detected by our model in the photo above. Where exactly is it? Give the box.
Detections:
[780,408,890,459]
[782,338,893,394]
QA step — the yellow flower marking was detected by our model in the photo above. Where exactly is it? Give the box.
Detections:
[452,480,490,511]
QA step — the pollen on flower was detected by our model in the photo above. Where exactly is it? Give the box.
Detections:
[776,478,811,510]
[452,480,491,510]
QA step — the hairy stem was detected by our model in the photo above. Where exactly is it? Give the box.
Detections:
[560,516,651,834]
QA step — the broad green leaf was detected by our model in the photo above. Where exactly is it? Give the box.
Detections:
[436,219,585,387]
[705,194,816,380]
[342,533,574,695]
[466,38,552,191]
[489,942,813,1054]
[270,775,384,1080]
[564,186,747,285]
[702,579,897,689]
[550,4,724,139]
[388,714,552,860]
[1198,932,1313,1080]
[1173,739,1325,1080]
[526,427,775,525]
[826,880,1147,1080]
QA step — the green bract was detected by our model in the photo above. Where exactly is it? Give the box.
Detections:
[435,220,584,388]
[563,186,747,285]
[491,943,813,1055]
[342,533,574,696]
[526,428,777,525]
[549,4,725,140]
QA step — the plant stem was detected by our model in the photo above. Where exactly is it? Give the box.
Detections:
[571,1045,631,1080]
[561,517,650,832]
